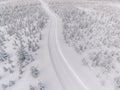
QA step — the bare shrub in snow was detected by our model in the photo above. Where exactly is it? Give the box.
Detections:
[8,81,15,87]
[29,82,46,90]
[38,82,46,90]
[31,66,40,78]
[0,49,9,62]
[2,84,8,90]
[114,76,120,90]
[29,85,37,90]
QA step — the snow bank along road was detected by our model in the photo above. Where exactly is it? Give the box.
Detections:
[39,0,89,90]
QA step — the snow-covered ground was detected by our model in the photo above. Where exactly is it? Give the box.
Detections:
[1,0,120,90]
[0,0,63,90]
[49,1,120,90]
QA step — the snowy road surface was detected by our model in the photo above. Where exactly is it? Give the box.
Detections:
[39,0,89,90]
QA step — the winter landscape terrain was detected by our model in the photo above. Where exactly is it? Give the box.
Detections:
[0,0,120,90]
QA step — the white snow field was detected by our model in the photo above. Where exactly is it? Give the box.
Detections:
[0,0,120,90]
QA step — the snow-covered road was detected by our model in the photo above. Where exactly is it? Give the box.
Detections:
[39,0,89,90]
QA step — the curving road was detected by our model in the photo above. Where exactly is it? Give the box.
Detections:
[39,0,89,90]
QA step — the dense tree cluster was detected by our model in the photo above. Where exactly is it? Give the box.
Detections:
[51,4,120,54]
[50,3,120,89]
[0,3,49,90]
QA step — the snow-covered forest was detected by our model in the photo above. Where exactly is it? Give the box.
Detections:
[0,0,120,90]
[50,1,120,90]
[0,2,49,90]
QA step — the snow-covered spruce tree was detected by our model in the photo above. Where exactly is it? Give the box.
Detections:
[31,66,40,78]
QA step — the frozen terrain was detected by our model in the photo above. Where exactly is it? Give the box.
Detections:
[1,0,120,90]
[49,1,120,90]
